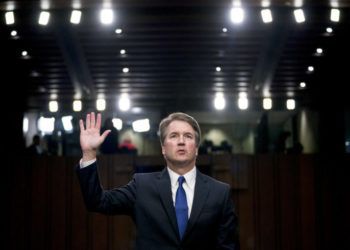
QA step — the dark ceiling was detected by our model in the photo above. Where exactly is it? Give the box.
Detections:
[1,0,350,117]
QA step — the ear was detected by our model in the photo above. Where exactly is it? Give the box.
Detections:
[161,145,165,155]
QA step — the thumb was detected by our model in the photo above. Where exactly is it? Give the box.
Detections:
[100,130,111,142]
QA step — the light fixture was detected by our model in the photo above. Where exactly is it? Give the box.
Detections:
[238,92,248,110]
[300,82,306,88]
[330,8,340,22]
[123,67,129,73]
[115,28,122,34]
[96,98,106,111]
[286,99,296,110]
[222,27,227,33]
[230,7,244,24]
[119,93,131,111]
[326,27,333,33]
[307,66,314,72]
[216,66,221,72]
[73,100,82,112]
[70,10,82,24]
[132,119,150,133]
[49,100,58,112]
[263,98,272,110]
[61,116,73,132]
[120,49,126,55]
[5,11,15,25]
[38,11,50,25]
[112,118,123,130]
[293,9,305,23]
[10,30,17,37]
[214,93,226,110]
[100,9,114,25]
[261,9,273,23]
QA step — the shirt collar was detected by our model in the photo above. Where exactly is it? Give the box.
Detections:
[167,166,196,189]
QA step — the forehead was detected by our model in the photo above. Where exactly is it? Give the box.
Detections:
[165,120,195,134]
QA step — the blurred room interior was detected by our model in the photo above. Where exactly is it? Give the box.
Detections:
[1,0,349,250]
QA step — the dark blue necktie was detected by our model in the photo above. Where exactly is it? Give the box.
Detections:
[175,176,188,239]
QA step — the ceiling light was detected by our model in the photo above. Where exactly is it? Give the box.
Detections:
[132,119,150,133]
[316,48,323,55]
[5,11,15,25]
[326,27,333,33]
[10,30,17,36]
[49,100,58,112]
[216,66,221,72]
[238,92,248,110]
[120,49,126,55]
[38,11,50,25]
[263,98,272,110]
[62,116,73,132]
[286,99,295,110]
[123,67,129,73]
[330,8,340,22]
[293,9,305,23]
[261,9,273,23]
[96,98,106,111]
[100,9,114,25]
[73,100,82,112]
[23,116,29,134]
[119,94,131,111]
[214,93,226,110]
[222,27,227,33]
[300,82,306,88]
[230,7,244,24]
[115,28,122,34]
[261,1,271,7]
[38,117,55,134]
[112,118,123,130]
[307,66,314,72]
[70,10,82,24]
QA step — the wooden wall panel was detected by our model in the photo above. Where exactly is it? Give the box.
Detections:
[277,155,300,250]
[71,160,89,250]
[9,160,31,250]
[234,155,255,250]
[30,158,49,250]
[49,157,67,250]
[255,155,277,250]
[5,154,348,250]
[298,155,316,250]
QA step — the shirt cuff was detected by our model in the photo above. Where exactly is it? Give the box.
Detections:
[79,158,97,168]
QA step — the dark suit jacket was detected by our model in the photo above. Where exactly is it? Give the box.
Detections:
[76,162,239,250]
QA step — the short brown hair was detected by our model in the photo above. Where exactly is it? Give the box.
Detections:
[159,112,201,146]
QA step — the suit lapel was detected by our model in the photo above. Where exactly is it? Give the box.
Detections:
[184,170,210,238]
[156,168,179,238]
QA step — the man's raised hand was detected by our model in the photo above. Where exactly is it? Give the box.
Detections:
[79,112,110,161]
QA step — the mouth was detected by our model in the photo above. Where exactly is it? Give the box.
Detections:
[177,149,186,154]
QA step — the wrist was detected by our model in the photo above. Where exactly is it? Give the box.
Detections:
[82,150,97,162]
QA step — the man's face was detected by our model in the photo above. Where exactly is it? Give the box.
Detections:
[161,120,198,168]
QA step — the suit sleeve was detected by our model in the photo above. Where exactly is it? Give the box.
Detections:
[76,162,136,215]
[216,185,240,250]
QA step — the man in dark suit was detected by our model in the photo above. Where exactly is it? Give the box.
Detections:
[76,112,239,249]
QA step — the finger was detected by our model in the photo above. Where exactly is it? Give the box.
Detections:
[100,130,111,141]
[96,113,101,129]
[79,119,85,131]
[91,112,96,128]
[86,113,91,129]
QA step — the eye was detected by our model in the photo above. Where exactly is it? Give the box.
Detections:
[185,133,193,139]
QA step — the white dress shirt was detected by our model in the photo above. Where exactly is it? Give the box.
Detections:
[167,166,196,218]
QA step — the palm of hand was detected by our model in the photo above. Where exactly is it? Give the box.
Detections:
[80,127,103,151]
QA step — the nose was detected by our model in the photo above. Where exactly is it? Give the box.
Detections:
[177,135,185,144]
